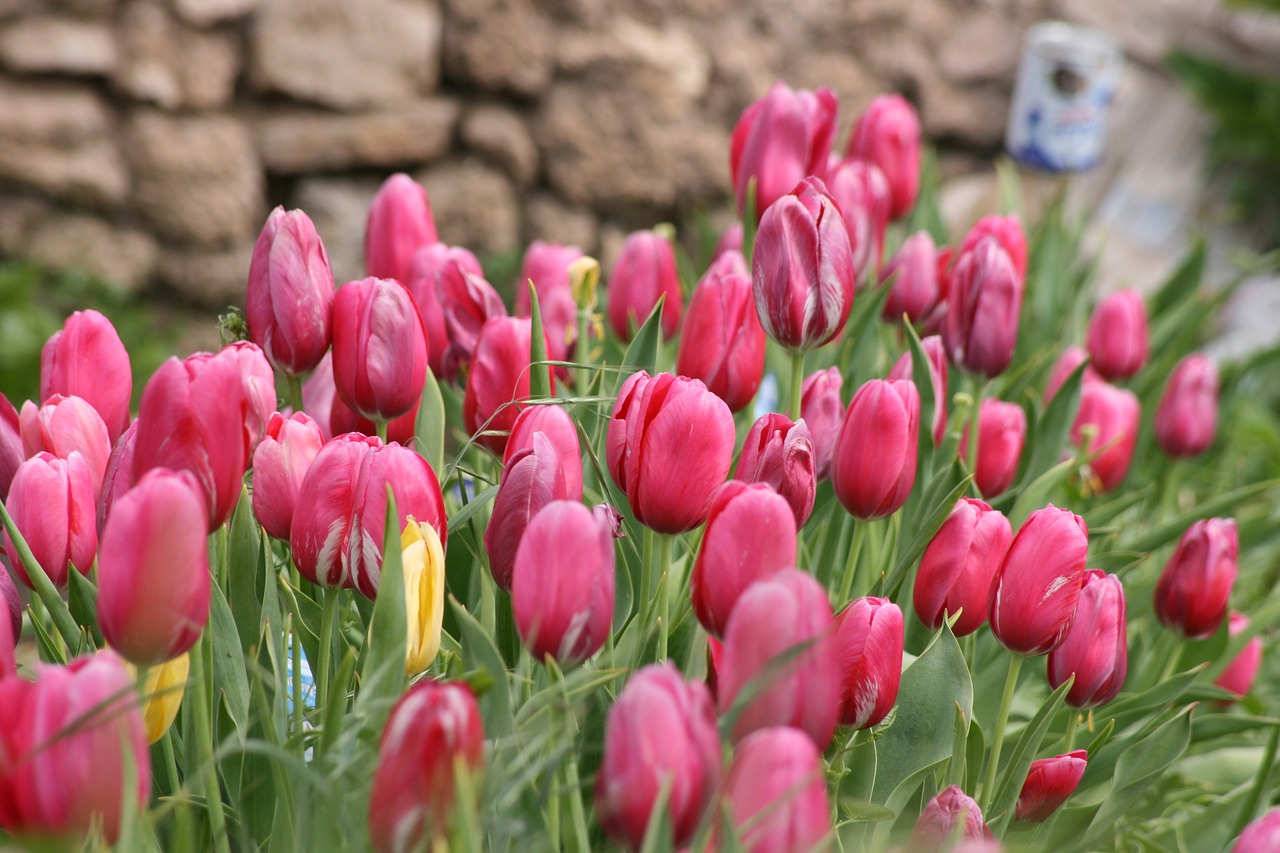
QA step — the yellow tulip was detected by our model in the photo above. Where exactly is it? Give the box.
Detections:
[402,517,445,676]
[129,652,190,745]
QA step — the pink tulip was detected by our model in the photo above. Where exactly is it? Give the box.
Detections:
[1086,289,1148,380]
[889,334,949,446]
[440,267,508,381]
[464,317,552,455]
[318,349,420,446]
[1215,612,1262,700]
[251,412,326,541]
[712,222,744,262]
[834,596,904,729]
[910,786,993,851]
[734,413,816,527]
[502,404,584,498]
[831,378,920,520]
[1,565,20,673]
[800,367,843,481]
[846,94,921,220]
[1232,808,1280,853]
[222,341,277,455]
[607,229,682,342]
[20,395,111,492]
[962,398,1027,497]
[1155,353,1218,458]
[1071,381,1139,493]
[1047,570,1128,708]
[1016,751,1088,822]
[365,172,438,283]
[4,452,97,589]
[517,241,584,367]
[675,255,766,413]
[1154,518,1237,640]
[40,309,132,444]
[0,394,22,501]
[403,243,481,377]
[1045,345,1102,403]
[914,498,1013,637]
[826,157,892,283]
[332,277,429,423]
[97,420,138,533]
[731,81,838,220]
[959,214,1028,282]
[989,505,1089,655]
[882,231,940,321]
[720,727,832,853]
[944,236,1023,378]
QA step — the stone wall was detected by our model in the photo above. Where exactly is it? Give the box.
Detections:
[0,0,1275,305]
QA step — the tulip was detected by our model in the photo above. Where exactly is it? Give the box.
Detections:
[914,498,1013,637]
[20,394,111,493]
[1154,353,1218,458]
[713,222,744,261]
[959,214,1028,282]
[402,518,445,676]
[0,393,22,501]
[440,267,508,380]
[97,420,138,533]
[910,786,993,851]
[133,652,190,745]
[691,482,799,637]
[607,371,735,534]
[596,664,722,849]
[245,206,336,376]
[717,569,841,747]
[40,309,132,443]
[364,172,438,283]
[1154,518,1237,640]
[607,229,682,341]
[1047,570,1127,707]
[502,404,584,497]
[989,505,1089,655]
[1014,750,1088,822]
[1071,381,1139,493]
[404,243,481,377]
[291,435,447,599]
[846,94,921,220]
[332,277,429,423]
[831,378,920,520]
[223,342,277,455]
[1215,612,1262,700]
[720,727,832,853]
[1085,290,1148,381]
[251,412,326,541]
[889,334,949,446]
[826,157,891,283]
[3,452,97,589]
[319,353,420,446]
[517,241,584,367]
[512,501,616,666]
[882,231,940,321]
[1044,345,1101,403]
[800,367,843,481]
[1,566,19,674]
[464,317,551,456]
[752,177,857,351]
[98,468,210,666]
[1231,808,1280,853]
[961,399,1027,497]
[944,236,1023,378]
[367,682,484,853]
[834,597,904,729]
[675,257,766,413]
[730,80,838,220]
[0,597,13,678]
[734,414,816,527]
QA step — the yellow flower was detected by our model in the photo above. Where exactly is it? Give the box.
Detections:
[130,652,190,745]
[402,517,445,677]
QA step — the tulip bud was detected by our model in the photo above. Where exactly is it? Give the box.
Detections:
[332,277,429,423]
[464,317,552,456]
[222,341,277,455]
[0,651,150,844]
[291,435,447,599]
[1215,612,1262,700]
[882,231,940,321]
[846,94,921,220]
[675,258,766,413]
[889,335,949,446]
[718,569,841,747]
[246,206,336,377]
[404,243,481,377]
[1086,290,1148,381]
[365,172,437,283]
[251,412,325,541]
[910,786,993,851]
[20,395,111,492]
[834,597,904,729]
[440,267,508,380]
[734,414,817,527]
[691,482,798,638]
[1071,381,1139,493]
[989,505,1089,655]
[1154,353,1218,458]
[40,309,132,444]
[0,393,22,501]
[800,367,843,481]
[914,498,1013,637]
[713,222,744,261]
[319,352,420,446]
[402,518,445,677]
[752,177,858,352]
[607,371,735,534]
[1154,518,1237,640]
[826,157,892,283]
[607,229,682,342]
[1,566,20,673]
[97,420,138,534]
[132,652,190,745]
[0,597,13,679]
[1044,345,1102,403]
[1016,750,1088,822]
[367,682,484,853]
[730,81,838,220]
[512,501,616,666]
[961,399,1027,498]
[1047,570,1127,707]
[596,664,722,849]
[959,214,1028,282]
[944,236,1023,378]
[4,452,97,589]
[720,727,832,853]
[518,241,584,367]
[832,378,920,520]
[503,404,584,498]
[1231,807,1280,853]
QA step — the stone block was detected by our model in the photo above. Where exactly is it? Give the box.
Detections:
[0,17,116,76]
[158,241,256,307]
[459,104,538,186]
[115,0,241,109]
[292,175,383,284]
[417,157,520,255]
[442,0,555,96]
[26,212,159,292]
[523,193,598,251]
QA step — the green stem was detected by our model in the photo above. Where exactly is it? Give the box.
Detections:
[285,373,305,416]
[189,631,231,853]
[576,311,592,389]
[657,535,673,661]
[789,349,806,420]
[161,727,182,798]
[983,653,1025,808]
[317,587,341,711]
[1062,708,1078,754]
[375,420,389,443]
[836,521,869,604]
[1237,724,1280,836]
[288,565,304,729]
[966,373,987,477]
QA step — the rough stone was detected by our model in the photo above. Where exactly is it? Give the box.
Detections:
[918,76,1010,148]
[126,111,263,246]
[158,241,256,308]
[854,25,937,93]
[459,104,538,186]
[0,80,127,206]
[524,192,599,250]
[253,98,459,174]
[172,0,257,26]
[0,18,116,76]
[26,212,159,292]
[291,175,383,284]
[702,19,783,125]
[442,0,556,96]
[0,195,48,257]
[48,0,117,15]
[115,0,240,109]
[417,158,520,255]
[937,12,1023,84]
[250,0,441,109]
[786,52,880,115]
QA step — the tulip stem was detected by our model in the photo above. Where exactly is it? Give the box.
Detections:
[1062,707,1077,754]
[836,521,869,604]
[1237,723,1280,837]
[375,420,389,443]
[789,350,806,420]
[982,652,1024,809]
[657,535,673,661]
[161,727,182,797]
[966,373,987,477]
[285,373,305,416]
[317,587,341,712]
[190,630,231,853]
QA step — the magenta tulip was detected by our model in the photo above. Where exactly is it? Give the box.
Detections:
[4,452,97,589]
[734,414,817,527]
[1047,570,1128,707]
[317,350,420,446]
[607,229,682,342]
[910,786,993,851]
[40,309,132,444]
[1154,517,1237,640]
[675,255,766,413]
[713,222,744,262]
[403,243,481,377]
[962,398,1027,497]
[97,420,138,533]
[20,394,111,492]
[1232,808,1280,853]
[825,157,891,283]
[1071,381,1139,493]
[332,277,428,423]
[720,727,832,853]
[1,565,18,667]
[517,240,584,366]
[1016,751,1088,822]
[989,505,1089,655]
[1086,289,1148,380]
[800,367,843,481]
[882,231,940,321]
[959,214,1028,282]
[914,497,1013,637]
[944,236,1023,378]
[440,267,508,381]
[364,172,438,283]
[464,317,551,455]
[223,341,276,453]
[1216,612,1262,700]
[1155,353,1218,458]
[251,411,325,541]
[889,334,949,446]
[1045,345,1102,403]
[831,378,920,520]
[0,394,22,501]
[502,404,584,498]
[834,596,904,729]
[846,94,921,220]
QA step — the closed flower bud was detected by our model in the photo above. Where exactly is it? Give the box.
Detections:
[1231,807,1280,853]
[731,81,838,220]
[752,177,857,351]
[404,243,481,377]
[368,682,484,853]
[1155,353,1218,458]
[1154,518,1237,639]
[0,393,22,501]
[1016,750,1088,822]
[364,172,437,283]
[21,395,111,492]
[607,372,735,534]
[512,501,616,666]
[691,482,799,638]
[318,352,420,445]
[989,505,1089,656]
[832,378,920,520]
[734,414,817,527]
[718,569,841,747]
[914,498,1013,637]
[246,206,335,376]
[826,157,892,283]
[441,267,508,380]
[1215,612,1262,700]
[910,786,993,851]
[1071,382,1139,493]
[332,277,429,423]
[959,214,1028,282]
[846,94,921,220]
[97,421,138,534]
[962,399,1027,498]
[944,236,1023,378]
[607,229,682,341]
[713,222,744,261]
[222,341,278,454]
[464,317,552,456]
[251,412,325,541]
[98,468,210,666]
[1045,345,1102,403]
[40,309,132,444]
[834,596,904,729]
[720,726,832,853]
[402,518,445,676]
[1086,290,1148,380]
[132,652,190,745]
[889,335,949,446]
[800,367,843,481]
[4,452,97,589]
[517,241,584,367]
[596,664,722,849]
[502,404,584,498]
[675,258,766,413]
[1,565,19,667]
[1048,570,1127,707]
[882,231,940,321]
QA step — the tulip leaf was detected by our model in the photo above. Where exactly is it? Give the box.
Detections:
[1117,478,1277,555]
[882,461,971,601]
[905,147,949,244]
[841,285,892,391]
[987,677,1074,832]
[1014,360,1086,497]
[944,702,970,789]
[904,321,937,465]
[357,488,407,714]
[319,647,357,755]
[0,499,83,655]
[527,281,553,400]
[1007,457,1078,529]
[615,296,667,394]
[448,595,515,737]
[415,367,447,476]
[209,580,251,733]
[1205,590,1280,680]
[228,485,263,654]
[66,566,102,648]
[445,483,499,532]
[1149,237,1206,319]
[966,717,987,794]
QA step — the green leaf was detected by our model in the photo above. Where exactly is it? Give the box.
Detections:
[527,280,553,400]
[209,580,250,732]
[614,297,667,394]
[357,488,407,713]
[1149,237,1206,319]
[415,367,447,476]
[449,594,515,736]
[445,483,499,532]
[227,485,263,654]
[988,678,1074,830]
[883,462,971,600]
[1015,361,1086,497]
[0,499,84,654]
[66,567,102,647]
[905,322,938,464]
[1119,479,1278,555]
[841,285,893,391]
